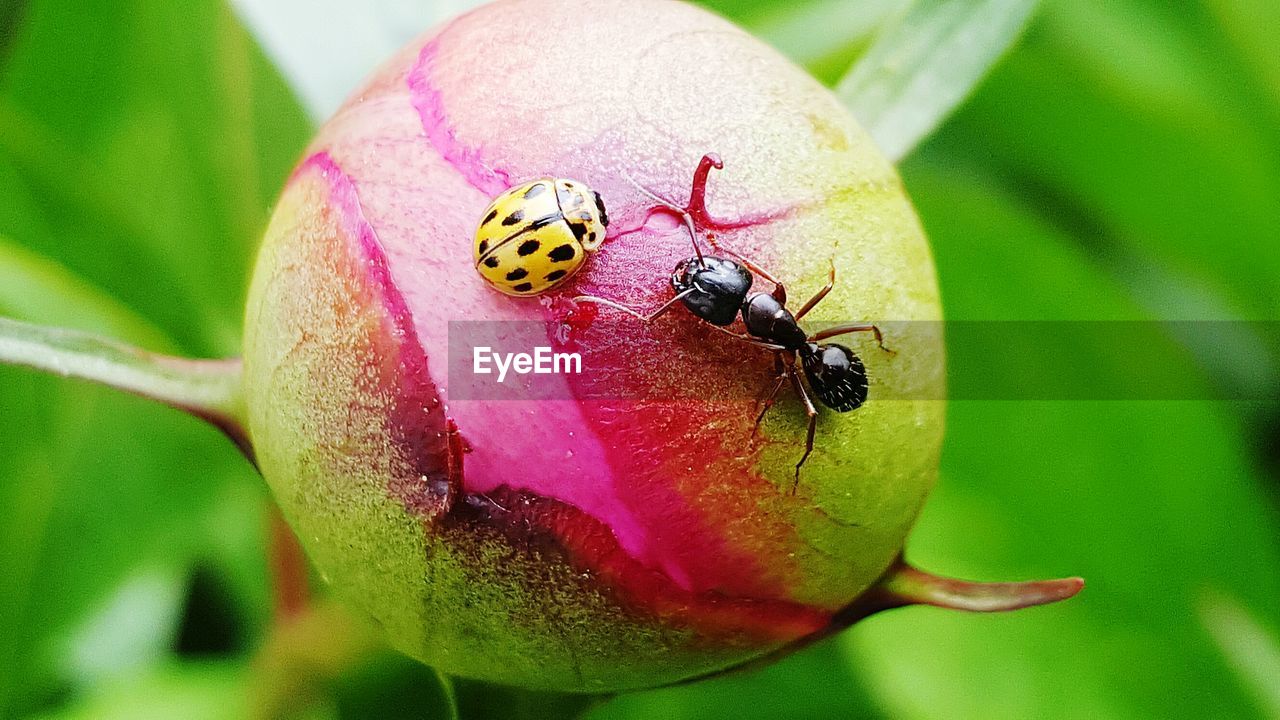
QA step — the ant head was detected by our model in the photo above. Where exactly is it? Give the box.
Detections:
[800,343,869,412]
[671,255,752,326]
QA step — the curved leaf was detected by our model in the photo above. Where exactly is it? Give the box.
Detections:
[0,0,310,355]
[843,161,1280,719]
[1201,593,1280,719]
[228,0,488,121]
[0,0,302,713]
[0,234,171,349]
[836,0,1039,161]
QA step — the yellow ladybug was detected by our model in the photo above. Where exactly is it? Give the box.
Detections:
[473,178,610,296]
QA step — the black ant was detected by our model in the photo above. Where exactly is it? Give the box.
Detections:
[575,154,890,492]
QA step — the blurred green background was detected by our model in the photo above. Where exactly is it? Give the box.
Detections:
[0,0,1278,718]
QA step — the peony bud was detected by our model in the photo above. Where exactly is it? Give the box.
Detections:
[240,0,1078,693]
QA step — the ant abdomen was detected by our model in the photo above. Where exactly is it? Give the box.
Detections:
[800,343,869,412]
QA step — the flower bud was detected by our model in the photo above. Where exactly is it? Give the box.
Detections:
[242,0,1075,693]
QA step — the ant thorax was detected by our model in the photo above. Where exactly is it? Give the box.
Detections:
[741,293,808,349]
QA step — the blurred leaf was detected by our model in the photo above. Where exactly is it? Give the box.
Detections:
[925,0,1280,322]
[841,160,1280,719]
[0,237,254,714]
[0,339,259,718]
[590,639,885,720]
[56,566,188,686]
[1201,593,1280,719]
[451,678,598,720]
[0,0,305,714]
[0,0,311,355]
[32,662,250,720]
[340,658,460,720]
[250,601,459,720]
[746,0,906,79]
[0,233,172,350]
[836,0,1039,161]
[1201,0,1280,117]
[229,0,487,122]
[0,0,25,67]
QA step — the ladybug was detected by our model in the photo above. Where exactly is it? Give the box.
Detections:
[473,178,610,296]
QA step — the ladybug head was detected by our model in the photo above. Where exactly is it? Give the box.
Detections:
[592,191,609,228]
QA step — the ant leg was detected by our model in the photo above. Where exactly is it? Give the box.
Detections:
[787,366,819,495]
[752,355,787,438]
[574,288,695,322]
[808,323,893,354]
[706,322,787,351]
[794,258,835,321]
[704,235,787,287]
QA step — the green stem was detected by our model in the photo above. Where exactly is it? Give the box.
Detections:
[0,316,252,460]
[871,558,1084,613]
[693,556,1083,684]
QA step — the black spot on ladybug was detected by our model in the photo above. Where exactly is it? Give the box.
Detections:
[523,183,547,199]
[584,232,595,245]
[478,239,490,254]
[517,239,541,256]
[569,222,588,242]
[512,282,534,293]
[548,244,576,262]
[526,214,560,232]
[482,209,498,225]
[506,268,529,281]
[544,269,568,282]
[502,209,525,226]
[484,257,500,269]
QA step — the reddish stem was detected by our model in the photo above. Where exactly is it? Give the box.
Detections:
[685,153,724,229]
[683,555,1083,685]
[678,152,787,233]
[866,560,1084,614]
[268,507,310,621]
